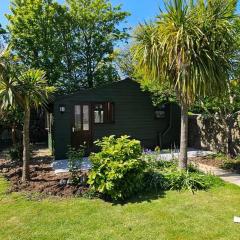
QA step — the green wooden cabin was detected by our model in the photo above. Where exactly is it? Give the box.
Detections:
[47,78,180,160]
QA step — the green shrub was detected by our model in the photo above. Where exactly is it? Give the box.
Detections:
[8,143,34,165]
[222,160,240,172]
[67,146,84,185]
[88,135,146,200]
[142,153,222,193]
[144,168,221,194]
[8,143,23,162]
[163,170,212,193]
[143,171,167,193]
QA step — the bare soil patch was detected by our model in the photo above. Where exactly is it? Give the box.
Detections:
[191,156,223,168]
[0,148,89,198]
[191,155,240,174]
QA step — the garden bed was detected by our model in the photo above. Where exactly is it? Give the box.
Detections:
[0,143,223,200]
[191,155,240,174]
[0,149,89,198]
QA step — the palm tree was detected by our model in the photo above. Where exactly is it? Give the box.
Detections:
[132,0,237,169]
[0,54,54,181]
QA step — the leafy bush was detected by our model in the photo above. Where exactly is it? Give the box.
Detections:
[8,143,34,163]
[219,155,240,173]
[8,144,23,162]
[88,137,222,199]
[67,146,84,185]
[143,171,168,193]
[144,168,221,194]
[88,135,146,200]
[142,152,222,193]
[222,160,240,173]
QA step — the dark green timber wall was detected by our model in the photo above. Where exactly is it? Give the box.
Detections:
[52,79,180,159]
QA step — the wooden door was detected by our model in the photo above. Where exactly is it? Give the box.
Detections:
[72,104,92,152]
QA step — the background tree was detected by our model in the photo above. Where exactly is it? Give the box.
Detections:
[0,106,23,146]
[7,0,69,86]
[114,47,177,106]
[132,0,238,169]
[191,80,240,157]
[64,0,129,89]
[114,47,135,78]
[0,56,54,181]
[7,0,130,92]
[0,24,7,51]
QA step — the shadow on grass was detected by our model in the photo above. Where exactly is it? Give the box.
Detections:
[107,190,166,206]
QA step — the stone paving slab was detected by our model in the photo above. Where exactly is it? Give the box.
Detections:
[52,149,214,174]
[52,158,91,174]
[153,149,213,161]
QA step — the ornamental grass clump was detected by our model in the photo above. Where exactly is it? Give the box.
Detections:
[142,153,222,194]
[88,135,146,200]
[163,170,219,193]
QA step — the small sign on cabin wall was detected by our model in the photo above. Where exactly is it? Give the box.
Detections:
[155,110,166,119]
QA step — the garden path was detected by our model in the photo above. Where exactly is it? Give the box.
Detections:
[52,148,212,174]
[197,163,240,187]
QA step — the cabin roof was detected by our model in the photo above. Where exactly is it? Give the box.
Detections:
[53,77,136,101]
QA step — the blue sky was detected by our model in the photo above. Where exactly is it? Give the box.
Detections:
[0,0,164,29]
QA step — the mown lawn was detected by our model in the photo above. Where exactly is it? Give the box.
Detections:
[0,177,240,240]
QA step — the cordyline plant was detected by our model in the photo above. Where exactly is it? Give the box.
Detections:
[132,0,238,169]
[0,50,55,182]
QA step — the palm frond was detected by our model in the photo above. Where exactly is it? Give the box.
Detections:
[0,53,55,111]
[132,0,237,105]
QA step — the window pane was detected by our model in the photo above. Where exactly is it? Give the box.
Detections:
[96,104,103,110]
[83,105,89,131]
[74,105,81,130]
[94,110,104,123]
[100,110,104,123]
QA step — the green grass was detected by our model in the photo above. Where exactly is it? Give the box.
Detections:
[1,177,240,240]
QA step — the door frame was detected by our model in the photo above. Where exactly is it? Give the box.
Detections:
[71,102,93,151]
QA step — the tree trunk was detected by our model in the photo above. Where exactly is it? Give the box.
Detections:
[226,116,236,158]
[87,70,93,89]
[179,102,189,170]
[22,106,31,182]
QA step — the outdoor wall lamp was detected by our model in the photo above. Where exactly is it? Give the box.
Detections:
[155,104,166,119]
[160,104,166,110]
[59,105,66,113]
